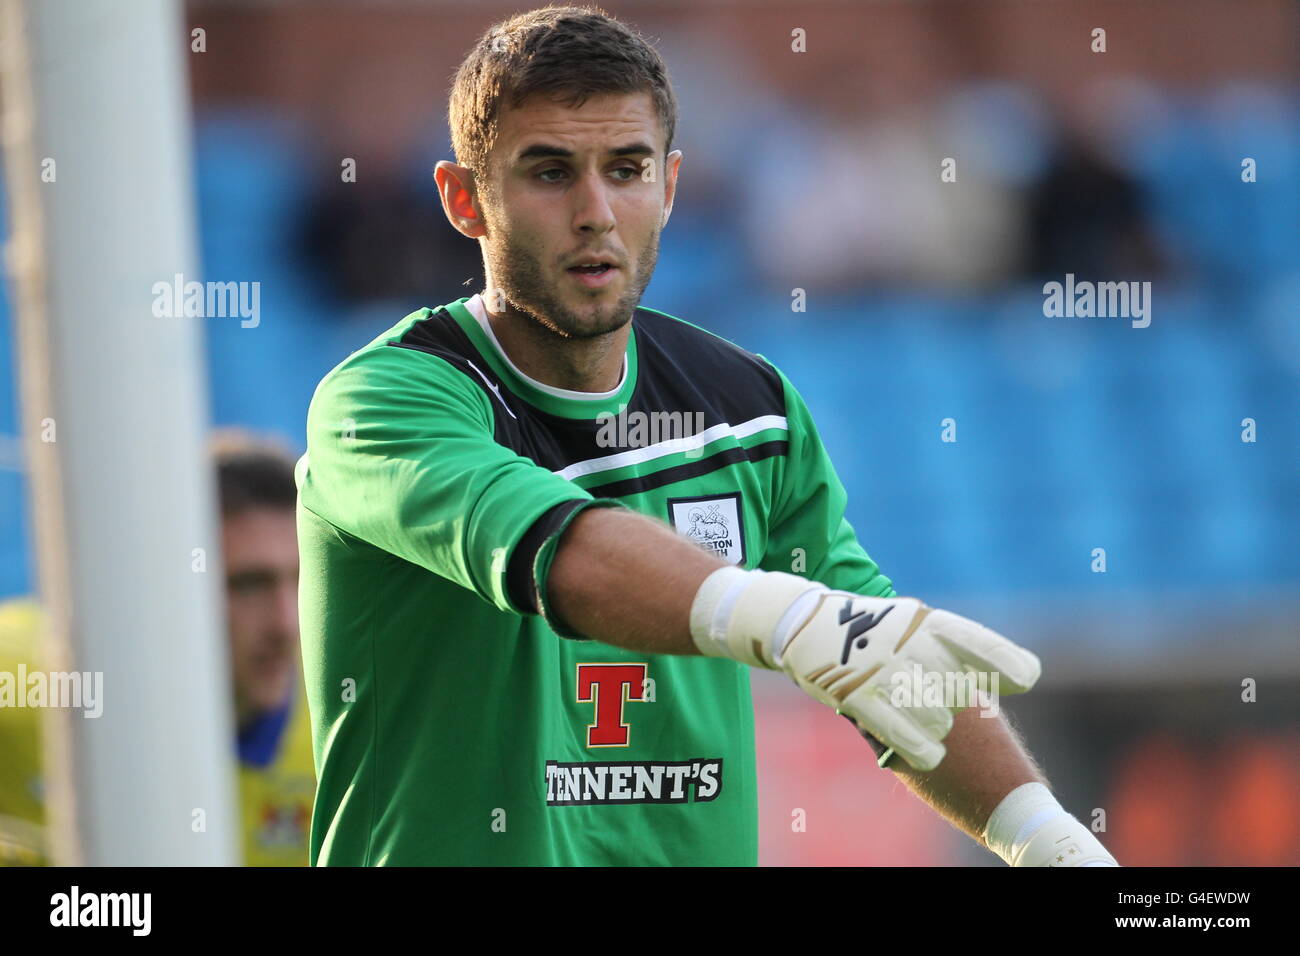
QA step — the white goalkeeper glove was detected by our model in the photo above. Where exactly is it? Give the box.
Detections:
[689,567,1041,772]
[983,782,1120,866]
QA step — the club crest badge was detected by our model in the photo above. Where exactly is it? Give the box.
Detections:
[666,492,746,566]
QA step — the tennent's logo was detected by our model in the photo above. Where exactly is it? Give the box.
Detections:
[554,663,725,807]
[576,663,649,748]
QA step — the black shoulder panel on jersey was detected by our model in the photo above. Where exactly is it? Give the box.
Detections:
[386,305,523,438]
[392,304,469,349]
[628,308,786,425]
[384,304,789,479]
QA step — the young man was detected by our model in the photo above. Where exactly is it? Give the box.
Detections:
[0,432,314,866]
[215,431,317,866]
[296,6,1117,867]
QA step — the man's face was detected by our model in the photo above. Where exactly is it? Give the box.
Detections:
[476,90,680,338]
[222,508,300,721]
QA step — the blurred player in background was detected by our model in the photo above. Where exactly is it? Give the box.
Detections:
[0,431,314,866]
[214,430,316,866]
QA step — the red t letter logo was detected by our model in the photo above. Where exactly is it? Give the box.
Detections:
[576,663,648,747]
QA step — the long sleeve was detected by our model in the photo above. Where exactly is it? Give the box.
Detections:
[298,343,617,616]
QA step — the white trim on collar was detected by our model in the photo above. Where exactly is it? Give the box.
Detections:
[463,293,628,402]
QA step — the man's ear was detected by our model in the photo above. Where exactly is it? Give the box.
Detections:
[661,149,683,228]
[434,160,487,239]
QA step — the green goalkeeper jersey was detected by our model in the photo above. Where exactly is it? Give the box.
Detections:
[296,294,894,866]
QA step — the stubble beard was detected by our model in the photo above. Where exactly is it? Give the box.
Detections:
[482,216,661,341]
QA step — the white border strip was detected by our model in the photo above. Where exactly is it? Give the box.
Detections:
[555,414,787,481]
[465,293,627,401]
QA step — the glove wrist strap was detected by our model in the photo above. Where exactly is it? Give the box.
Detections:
[983,782,1118,866]
[688,566,750,660]
[689,567,823,669]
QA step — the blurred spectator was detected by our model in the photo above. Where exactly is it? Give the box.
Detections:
[738,89,1023,293]
[298,167,481,307]
[1024,127,1168,281]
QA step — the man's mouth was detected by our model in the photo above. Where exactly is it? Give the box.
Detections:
[251,648,289,672]
[566,260,619,288]
[567,262,614,276]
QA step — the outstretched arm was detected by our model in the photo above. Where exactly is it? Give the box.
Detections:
[880,701,1118,866]
[546,506,722,654]
[546,508,1115,866]
[887,702,1044,843]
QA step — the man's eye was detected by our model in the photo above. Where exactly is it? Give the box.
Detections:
[536,167,639,183]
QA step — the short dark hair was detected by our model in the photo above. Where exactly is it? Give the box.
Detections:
[211,429,299,517]
[448,5,678,177]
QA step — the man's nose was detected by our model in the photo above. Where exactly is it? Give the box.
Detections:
[572,169,616,234]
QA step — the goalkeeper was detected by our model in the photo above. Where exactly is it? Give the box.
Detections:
[296,6,1116,868]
